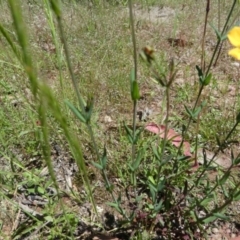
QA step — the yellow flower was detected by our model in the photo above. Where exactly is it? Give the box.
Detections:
[228,26,240,60]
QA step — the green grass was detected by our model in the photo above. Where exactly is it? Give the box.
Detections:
[1,0,240,239]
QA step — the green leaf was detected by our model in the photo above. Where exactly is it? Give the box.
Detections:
[101,147,107,170]
[219,172,230,185]
[130,68,135,83]
[106,183,114,192]
[127,163,134,172]
[157,177,165,192]
[193,106,201,118]
[124,122,133,143]
[233,190,240,201]
[209,22,222,41]
[148,175,156,185]
[131,80,140,101]
[0,24,22,62]
[220,184,229,198]
[37,186,45,195]
[50,0,61,17]
[161,155,173,165]
[193,100,207,118]
[132,150,143,170]
[147,204,154,210]
[91,161,103,170]
[44,215,54,222]
[134,127,143,143]
[65,100,86,123]
[220,34,227,41]
[202,216,217,224]
[233,157,240,165]
[140,50,148,62]
[196,65,203,83]
[213,213,229,220]
[202,148,208,166]
[203,73,212,86]
[184,105,194,118]
[27,188,35,194]
[107,202,121,213]
[200,197,213,207]
[149,184,156,202]
[154,200,163,212]
[152,146,160,160]
[190,211,197,221]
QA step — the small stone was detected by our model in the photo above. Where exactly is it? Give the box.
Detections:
[104,115,112,123]
[198,210,206,218]
[212,228,219,234]
[231,233,237,238]
[226,228,231,234]
[231,62,240,67]
[96,205,104,214]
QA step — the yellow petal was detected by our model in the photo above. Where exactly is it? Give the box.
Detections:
[228,27,240,47]
[228,48,240,60]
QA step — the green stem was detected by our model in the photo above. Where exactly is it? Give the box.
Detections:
[206,0,237,73]
[128,0,138,166]
[201,0,210,72]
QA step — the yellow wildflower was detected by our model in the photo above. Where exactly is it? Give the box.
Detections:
[228,26,240,60]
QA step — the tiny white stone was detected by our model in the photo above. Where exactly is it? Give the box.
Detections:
[211,228,219,234]
[96,206,104,213]
[231,233,236,238]
[231,62,240,67]
[104,115,112,123]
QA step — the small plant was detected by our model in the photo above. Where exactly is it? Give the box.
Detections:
[1,0,240,239]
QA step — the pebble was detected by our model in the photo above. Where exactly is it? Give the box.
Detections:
[212,228,219,234]
[231,233,237,238]
[231,62,240,67]
[104,115,112,123]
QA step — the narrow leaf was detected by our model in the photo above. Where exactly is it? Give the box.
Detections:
[219,172,230,185]
[213,213,229,220]
[130,68,135,83]
[101,147,107,170]
[65,100,86,123]
[152,146,160,160]
[131,80,140,101]
[209,22,222,40]
[233,157,240,165]
[233,190,240,201]
[91,162,103,170]
[196,65,203,83]
[184,105,194,118]
[203,73,212,86]
[157,177,165,192]
[132,151,143,170]
[202,216,217,224]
